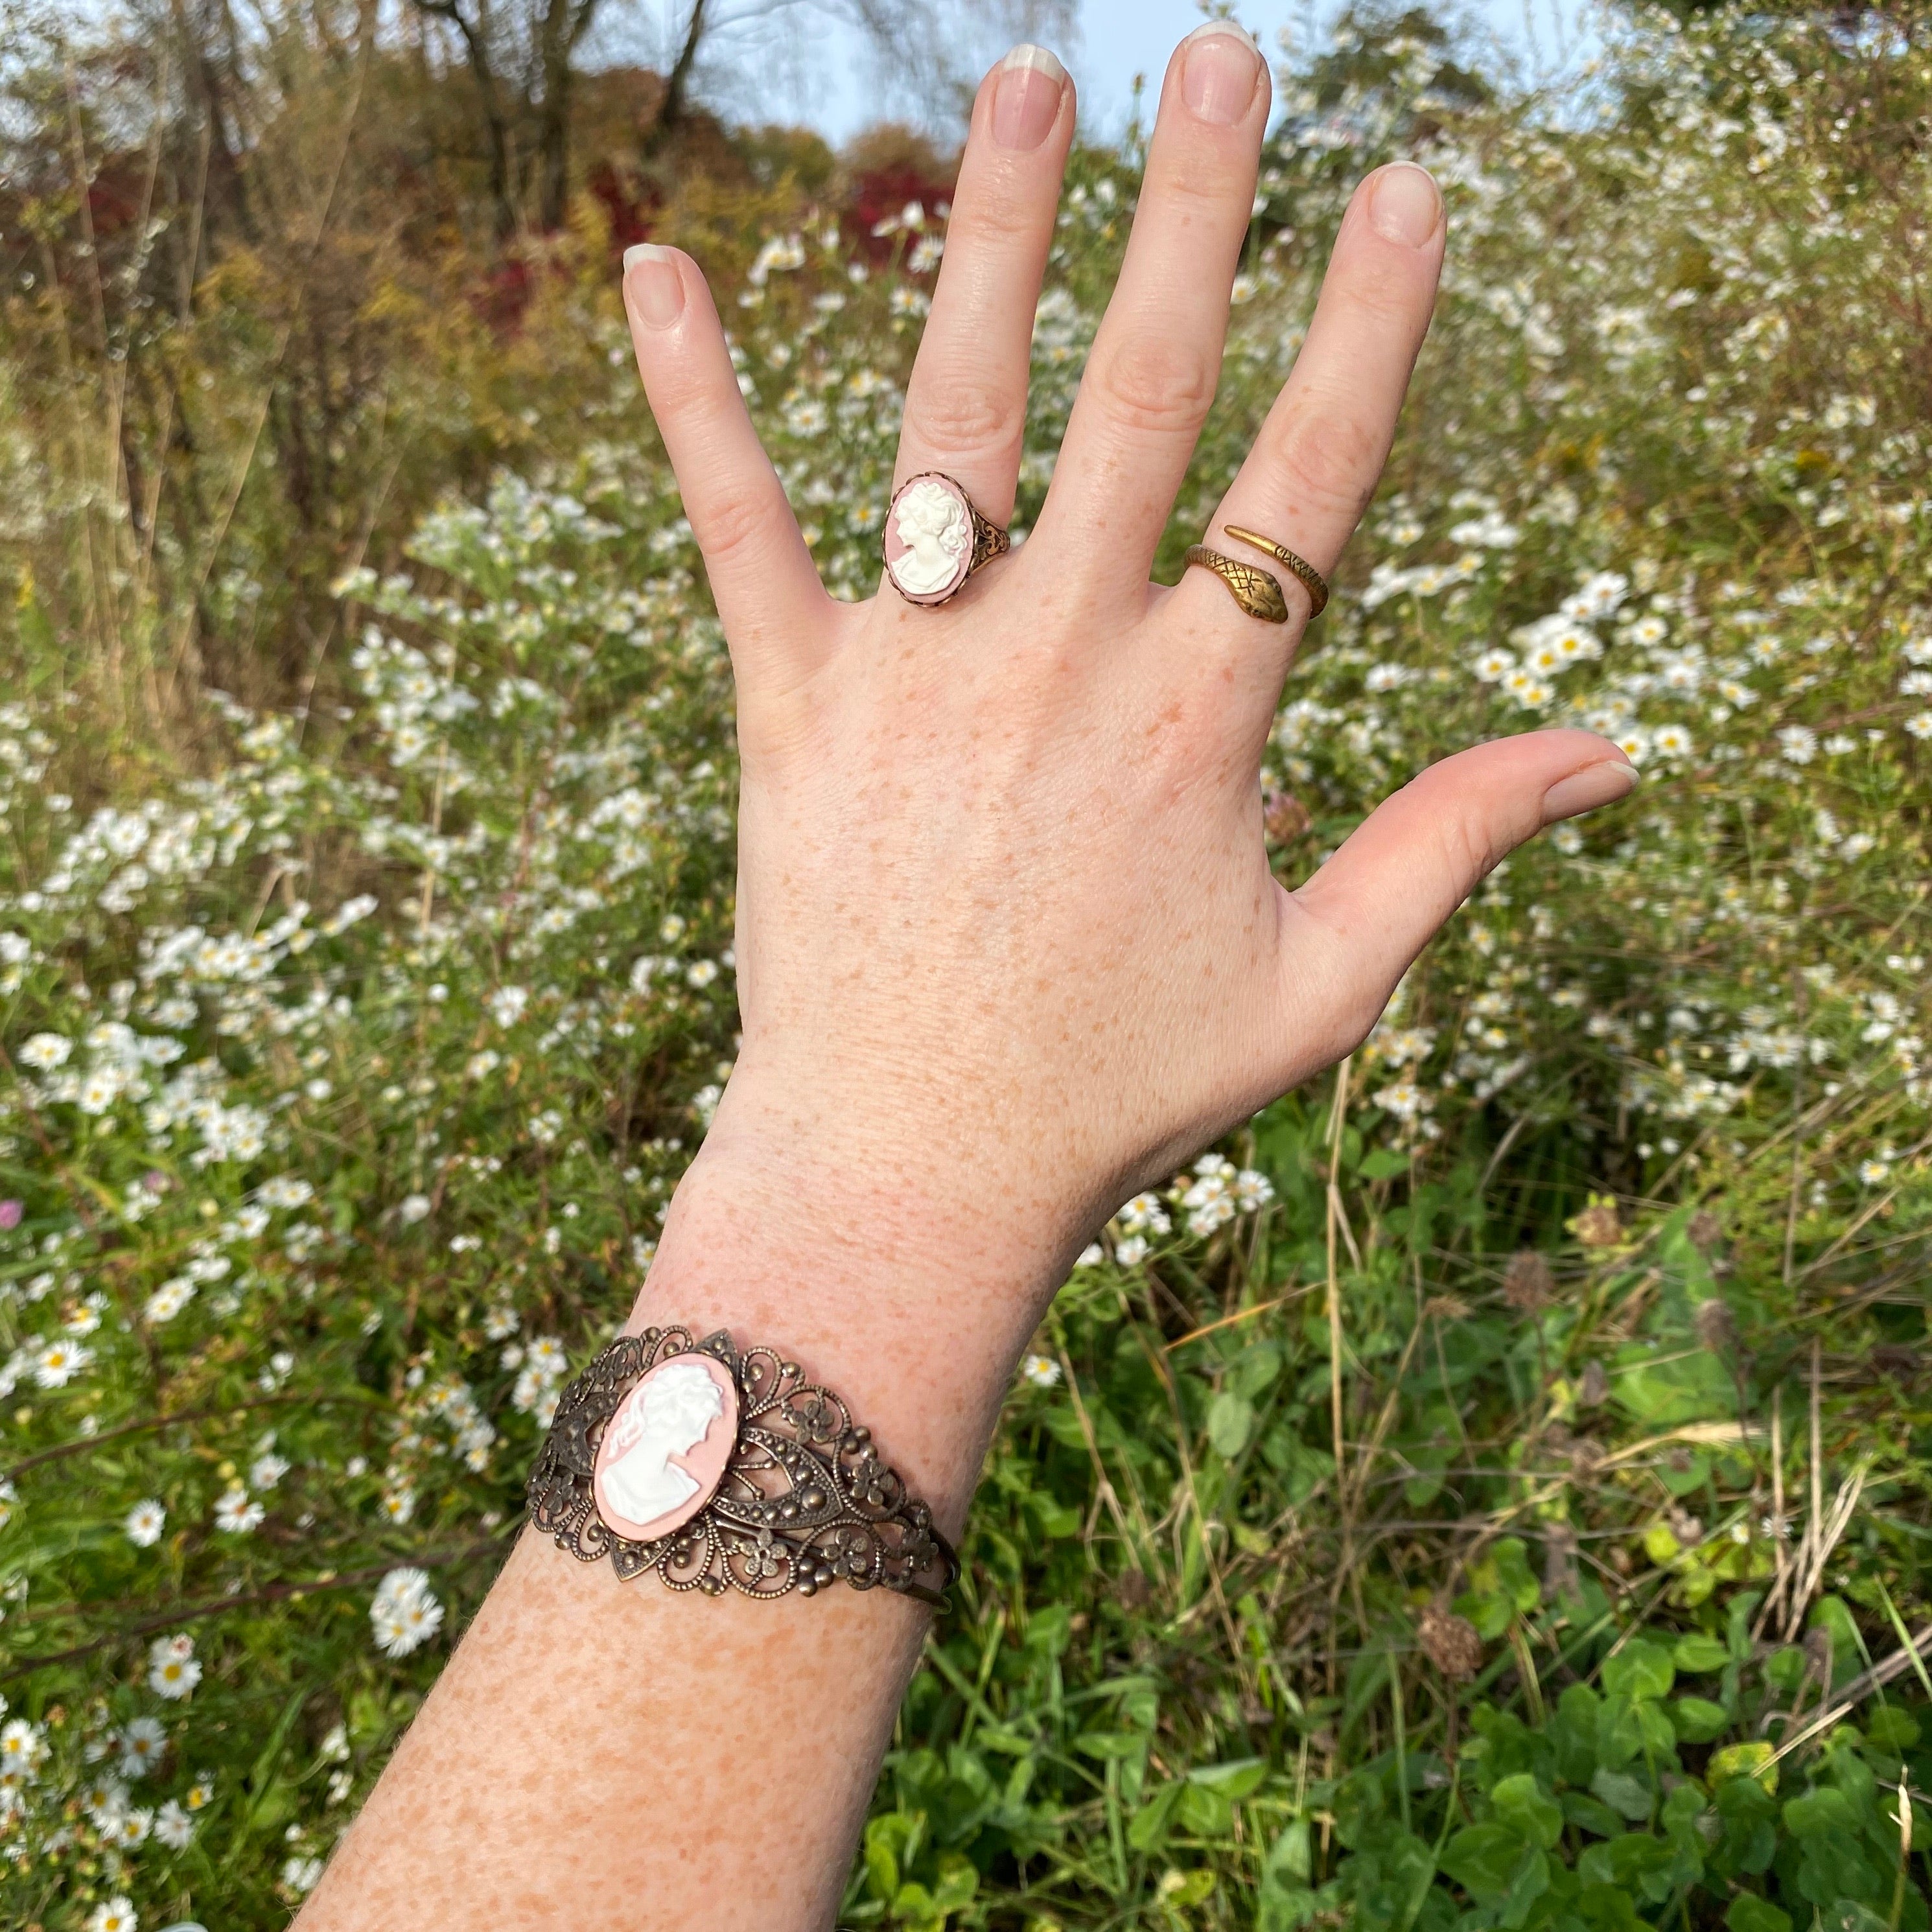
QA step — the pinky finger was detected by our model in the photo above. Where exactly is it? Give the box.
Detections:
[623,244,837,692]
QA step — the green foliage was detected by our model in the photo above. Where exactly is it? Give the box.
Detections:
[0,5,1930,1929]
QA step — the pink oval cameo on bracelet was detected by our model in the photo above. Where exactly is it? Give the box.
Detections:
[883,472,979,605]
[591,1352,739,1542]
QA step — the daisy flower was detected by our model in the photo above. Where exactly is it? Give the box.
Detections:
[32,1339,92,1387]
[214,1485,264,1533]
[125,1498,167,1548]
[148,1633,202,1700]
[154,1798,195,1849]
[369,1567,445,1658]
[119,1716,168,1778]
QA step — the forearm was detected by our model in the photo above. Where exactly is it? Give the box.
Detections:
[297,1137,1076,1931]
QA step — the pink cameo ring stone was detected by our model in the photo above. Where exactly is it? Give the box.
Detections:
[526,1326,959,1607]
[881,471,1010,607]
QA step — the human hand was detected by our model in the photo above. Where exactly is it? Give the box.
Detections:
[617,27,1633,1477]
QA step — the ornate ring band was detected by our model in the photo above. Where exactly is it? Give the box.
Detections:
[1222,524,1330,620]
[1183,544,1290,624]
[883,471,1010,607]
[527,1325,959,1607]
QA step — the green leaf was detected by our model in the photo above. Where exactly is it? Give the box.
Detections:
[1178,1782,1234,1837]
[1577,1832,1673,1895]
[1561,1792,1627,1838]
[1866,1706,1920,1751]
[1601,1636,1675,1702]
[1709,1741,1778,1792]
[1442,1822,1534,1904]
[1491,1773,1564,1850]
[929,1852,978,1914]
[1187,1756,1268,1798]
[1725,1897,1792,1932]
[1207,1390,1256,1459]
[1257,1883,1322,1932]
[1022,1603,1075,1655]
[1360,1148,1411,1180]
[1493,1537,1541,1614]
[1229,1340,1285,1401]
[1163,1869,1217,1909]
[1460,1587,1517,1642]
[1670,1695,1731,1742]
[1783,1787,1858,1836]
[1071,1730,1143,1760]
[1590,1767,1655,1822]
[1822,1906,1891,1932]
[1673,1633,1732,1673]
[1353,1826,1437,1932]
[1127,1779,1181,1852]
[864,1815,902,1900]
[1266,1816,1314,1885]
[1027,1493,1082,1538]
[1612,1342,1736,1425]
[1577,1882,1650,1931]
[1500,1841,1552,1926]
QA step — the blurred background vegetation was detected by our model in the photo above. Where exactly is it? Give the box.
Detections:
[3,0,1932,1928]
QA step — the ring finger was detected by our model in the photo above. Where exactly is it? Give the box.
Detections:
[1183,162,1447,681]
[892,45,1077,527]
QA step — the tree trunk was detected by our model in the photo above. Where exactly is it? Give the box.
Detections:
[535,0,573,231]
[536,0,609,231]
[412,0,518,238]
[641,0,707,160]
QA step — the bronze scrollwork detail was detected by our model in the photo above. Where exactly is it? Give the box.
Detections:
[526,1327,959,1609]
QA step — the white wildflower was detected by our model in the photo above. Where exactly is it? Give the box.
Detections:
[369,1566,445,1658]
[124,1499,166,1547]
[148,1633,202,1700]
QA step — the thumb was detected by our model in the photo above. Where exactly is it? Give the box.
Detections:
[1290,729,1636,1030]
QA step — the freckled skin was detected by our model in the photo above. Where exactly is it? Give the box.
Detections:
[301,33,1632,1932]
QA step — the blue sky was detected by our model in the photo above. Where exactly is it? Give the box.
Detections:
[789,0,1597,143]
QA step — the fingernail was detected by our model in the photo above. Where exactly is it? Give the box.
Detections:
[623,243,685,329]
[1541,759,1638,826]
[1181,20,1261,126]
[1367,162,1443,247]
[993,44,1066,151]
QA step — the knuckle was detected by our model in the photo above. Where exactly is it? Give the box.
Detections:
[692,480,778,567]
[1434,801,1502,891]
[1260,398,1383,525]
[908,371,1025,459]
[1161,156,1241,221]
[1089,332,1219,437]
[949,182,1038,251]
[1344,259,1427,329]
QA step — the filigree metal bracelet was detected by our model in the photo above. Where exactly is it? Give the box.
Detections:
[526,1326,959,1608]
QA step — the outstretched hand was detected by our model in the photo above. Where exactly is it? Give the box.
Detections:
[622,24,1632,1302]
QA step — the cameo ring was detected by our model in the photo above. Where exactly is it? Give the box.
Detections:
[882,471,1010,607]
[527,1325,958,1607]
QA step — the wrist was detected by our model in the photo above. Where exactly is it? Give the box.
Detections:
[625,1117,1082,1532]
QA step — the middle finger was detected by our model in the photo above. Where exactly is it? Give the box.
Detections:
[893,45,1077,528]
[1036,21,1270,607]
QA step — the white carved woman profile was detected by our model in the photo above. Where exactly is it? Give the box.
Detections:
[888,477,973,597]
[598,1360,726,1528]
